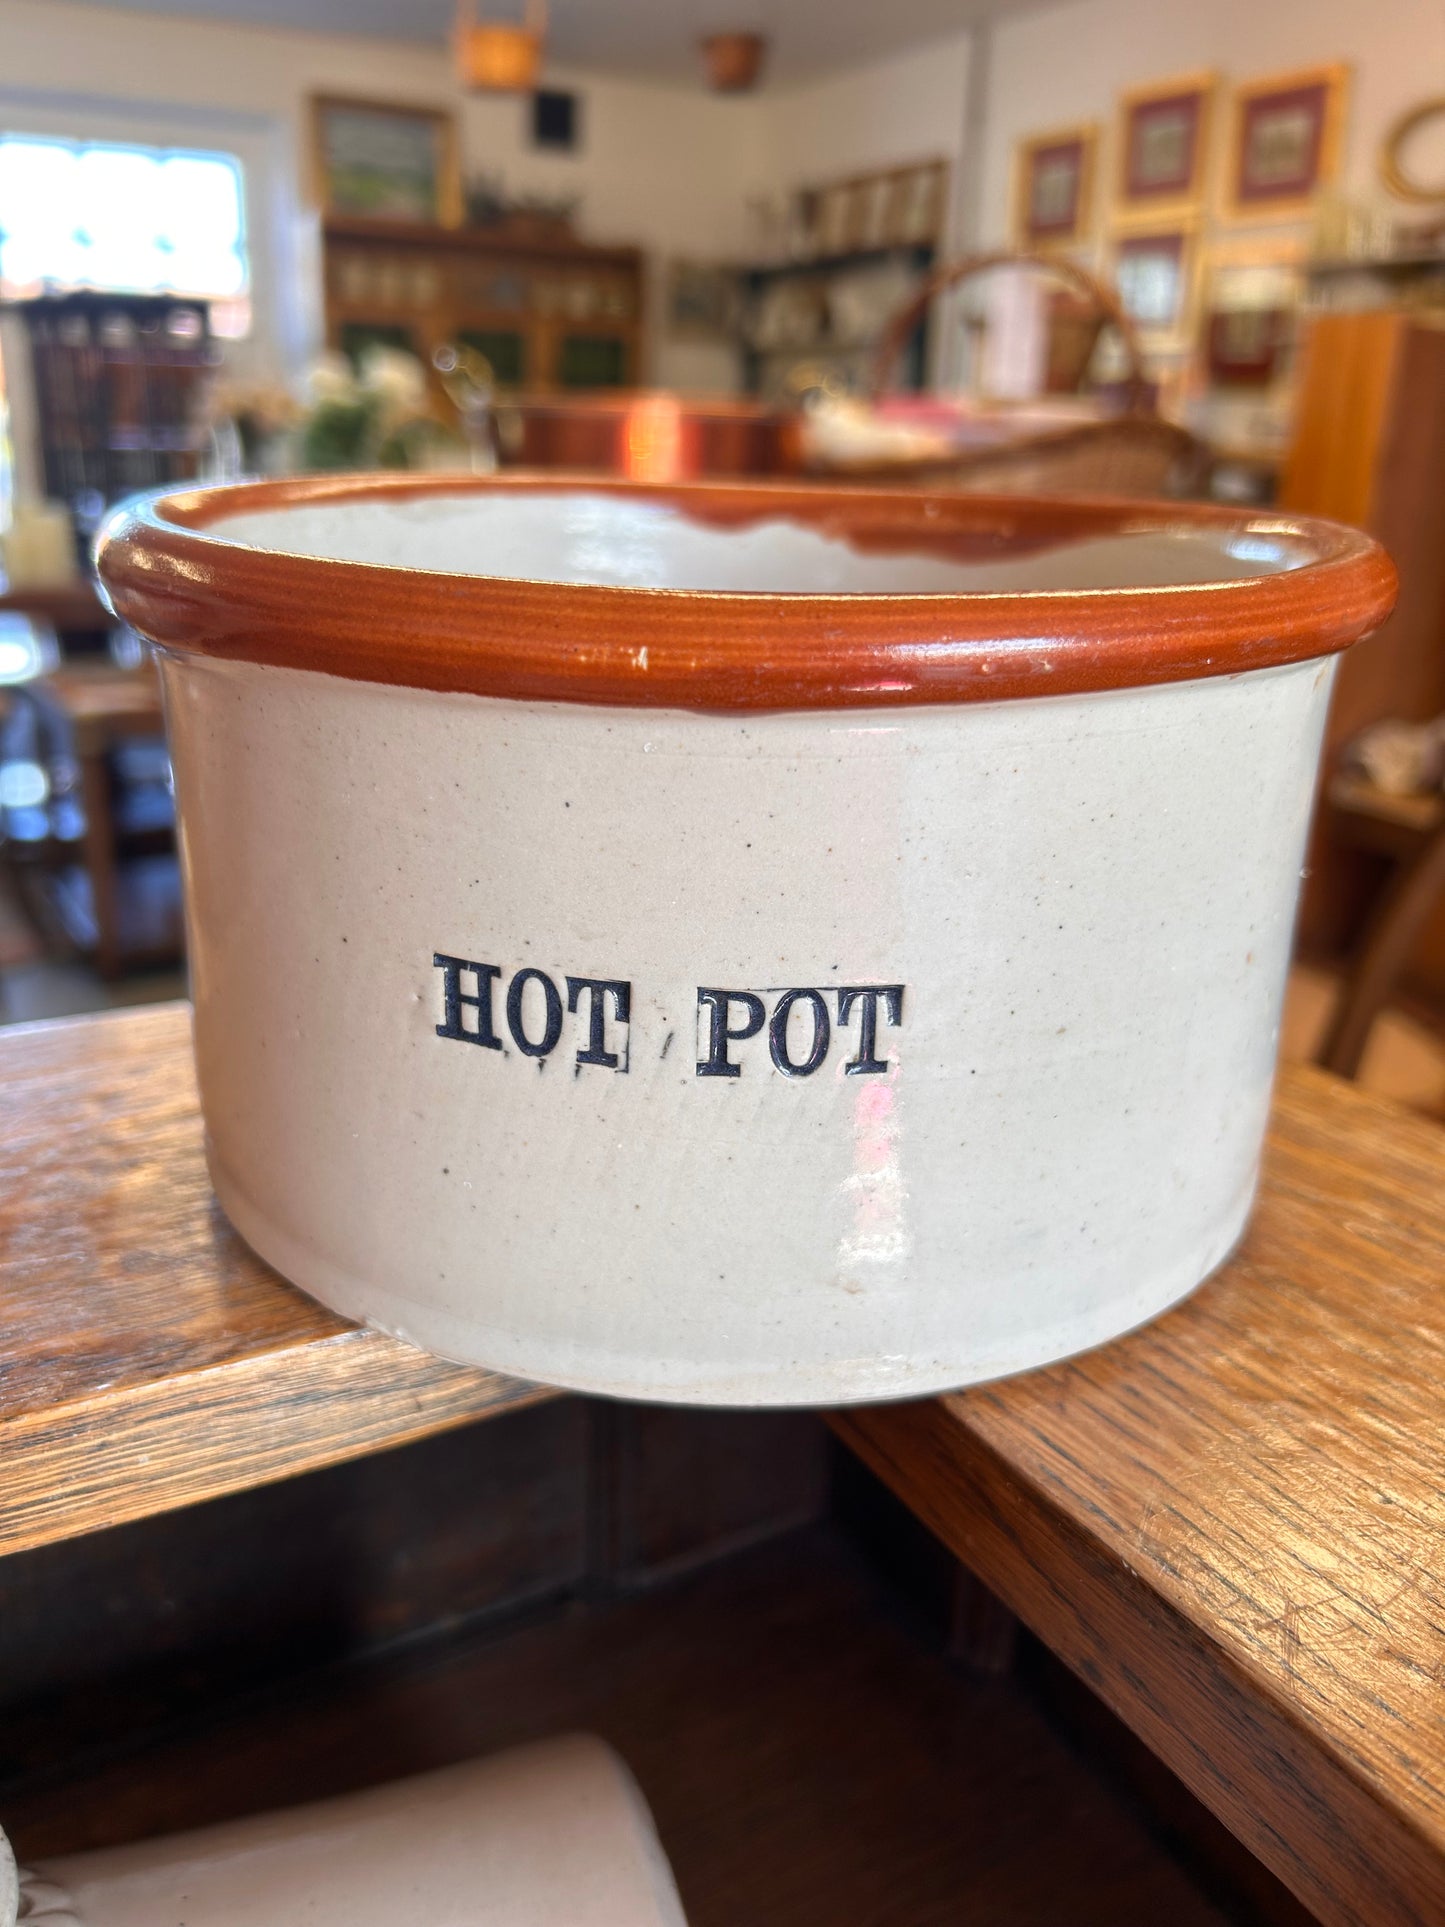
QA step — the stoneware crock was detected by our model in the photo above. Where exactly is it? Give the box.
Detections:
[95,476,1395,1406]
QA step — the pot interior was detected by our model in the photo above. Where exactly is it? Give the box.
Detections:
[205,490,1305,596]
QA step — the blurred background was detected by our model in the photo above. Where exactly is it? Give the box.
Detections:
[1,0,1444,1115]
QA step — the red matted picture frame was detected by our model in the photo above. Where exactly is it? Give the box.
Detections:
[1115,73,1215,224]
[1013,124,1097,248]
[1111,224,1199,346]
[1226,65,1349,220]
[1200,243,1306,388]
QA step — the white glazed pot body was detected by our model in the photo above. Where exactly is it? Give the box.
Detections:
[158,646,1335,1405]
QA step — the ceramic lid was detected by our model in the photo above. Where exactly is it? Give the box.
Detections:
[96,474,1397,712]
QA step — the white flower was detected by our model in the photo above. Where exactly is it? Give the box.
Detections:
[306,352,358,405]
[359,346,428,414]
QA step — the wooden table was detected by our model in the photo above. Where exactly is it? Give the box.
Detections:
[2,1001,1444,1926]
[1319,772,1445,1076]
[838,1068,1445,1927]
[0,1003,547,1557]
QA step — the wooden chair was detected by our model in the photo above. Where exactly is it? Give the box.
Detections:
[1316,772,1445,1077]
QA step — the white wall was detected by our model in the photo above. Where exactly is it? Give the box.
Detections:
[5,0,1433,403]
[979,0,1445,248]
[754,31,972,197]
[739,32,973,386]
[0,0,761,386]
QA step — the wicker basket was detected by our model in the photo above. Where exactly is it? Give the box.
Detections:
[813,250,1210,499]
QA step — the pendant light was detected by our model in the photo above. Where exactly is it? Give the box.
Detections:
[456,0,547,93]
[697,1,774,93]
[701,30,768,92]
[701,31,770,91]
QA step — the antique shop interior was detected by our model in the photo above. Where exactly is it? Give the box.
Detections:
[2,0,1445,1923]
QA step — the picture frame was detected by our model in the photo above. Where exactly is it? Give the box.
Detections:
[1225,65,1350,221]
[1205,302,1293,387]
[1013,124,1097,248]
[782,190,814,262]
[665,260,742,341]
[309,95,463,227]
[1379,97,1445,205]
[1201,242,1306,387]
[1115,72,1215,224]
[813,181,858,259]
[1111,224,1200,347]
[892,161,947,246]
[855,170,899,252]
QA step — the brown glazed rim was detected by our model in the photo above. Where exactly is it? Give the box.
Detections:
[94,472,1398,713]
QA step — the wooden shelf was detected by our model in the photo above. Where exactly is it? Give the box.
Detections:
[1307,251,1445,278]
[0,1002,549,1560]
[743,240,936,278]
[842,1063,1445,1927]
[322,212,641,268]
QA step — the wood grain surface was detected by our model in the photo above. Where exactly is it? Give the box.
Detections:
[0,1002,548,1558]
[838,1063,1445,1927]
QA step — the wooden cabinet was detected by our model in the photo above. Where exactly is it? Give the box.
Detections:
[500,392,792,479]
[1279,309,1445,991]
[0,293,212,528]
[1282,310,1445,748]
[321,215,645,398]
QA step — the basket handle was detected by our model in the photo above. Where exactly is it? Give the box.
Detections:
[867,248,1152,412]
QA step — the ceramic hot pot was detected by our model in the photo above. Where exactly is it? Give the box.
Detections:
[96,477,1395,1406]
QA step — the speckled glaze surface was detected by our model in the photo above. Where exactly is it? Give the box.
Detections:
[10,1738,686,1925]
[97,479,1395,1406]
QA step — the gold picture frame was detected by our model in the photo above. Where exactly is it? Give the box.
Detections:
[1109,221,1202,351]
[1200,237,1306,392]
[1114,72,1216,225]
[665,260,743,342]
[854,170,899,251]
[812,181,858,259]
[309,94,463,228]
[1380,97,1445,205]
[1224,64,1350,222]
[1013,124,1097,249]
[891,160,948,246]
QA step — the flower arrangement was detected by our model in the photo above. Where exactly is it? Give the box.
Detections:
[194,375,301,477]
[297,348,466,472]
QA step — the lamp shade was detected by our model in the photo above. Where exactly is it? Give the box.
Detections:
[457,0,546,93]
[701,31,767,92]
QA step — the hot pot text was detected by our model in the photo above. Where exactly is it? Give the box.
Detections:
[433,954,904,1079]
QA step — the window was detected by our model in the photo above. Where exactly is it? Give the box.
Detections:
[0,136,248,308]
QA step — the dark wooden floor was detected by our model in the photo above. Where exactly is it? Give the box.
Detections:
[5,1524,1233,1927]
